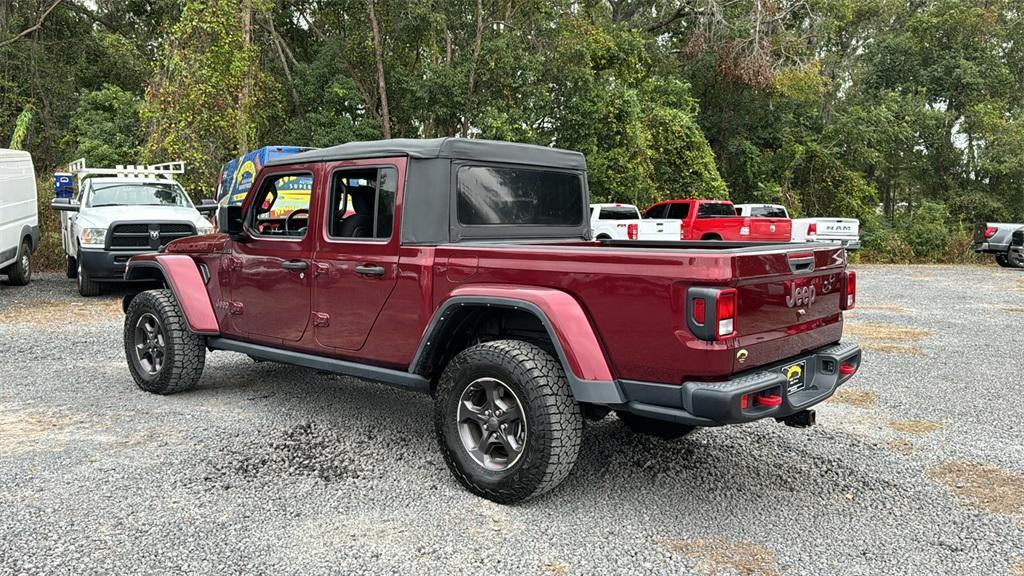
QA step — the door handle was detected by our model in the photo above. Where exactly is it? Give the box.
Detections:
[355,264,386,277]
[281,260,308,271]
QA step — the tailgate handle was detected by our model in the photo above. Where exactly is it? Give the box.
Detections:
[788,253,815,274]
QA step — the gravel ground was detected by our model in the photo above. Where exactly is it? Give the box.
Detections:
[1,266,1022,576]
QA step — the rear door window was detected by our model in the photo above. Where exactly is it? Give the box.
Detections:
[666,203,690,219]
[457,166,584,226]
[598,206,639,220]
[747,205,788,218]
[697,203,737,218]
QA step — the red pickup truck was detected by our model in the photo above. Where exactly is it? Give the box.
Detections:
[120,138,860,503]
[643,199,792,242]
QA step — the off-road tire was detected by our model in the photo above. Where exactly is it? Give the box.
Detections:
[77,251,102,297]
[434,339,584,504]
[66,255,78,279]
[615,410,697,439]
[6,240,32,286]
[124,289,205,394]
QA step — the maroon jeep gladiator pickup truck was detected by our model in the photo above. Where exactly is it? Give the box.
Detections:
[121,138,861,503]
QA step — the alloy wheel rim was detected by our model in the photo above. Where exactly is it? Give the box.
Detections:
[133,313,166,375]
[21,253,29,273]
[456,377,527,471]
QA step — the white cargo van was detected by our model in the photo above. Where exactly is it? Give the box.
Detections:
[0,149,39,285]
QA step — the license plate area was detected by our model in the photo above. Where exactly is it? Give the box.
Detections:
[783,361,807,394]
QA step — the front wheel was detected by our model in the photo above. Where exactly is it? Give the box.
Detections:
[77,252,102,297]
[6,240,32,286]
[124,289,206,394]
[434,339,584,503]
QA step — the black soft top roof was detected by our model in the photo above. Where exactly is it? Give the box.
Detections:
[264,137,587,171]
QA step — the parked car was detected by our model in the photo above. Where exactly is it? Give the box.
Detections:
[734,204,861,250]
[51,159,218,296]
[644,199,792,242]
[120,138,861,503]
[0,148,39,285]
[1008,227,1024,268]
[973,222,1024,268]
[590,203,680,240]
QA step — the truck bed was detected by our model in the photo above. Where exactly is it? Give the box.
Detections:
[429,239,847,385]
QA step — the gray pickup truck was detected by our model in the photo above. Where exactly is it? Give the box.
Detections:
[973,222,1024,268]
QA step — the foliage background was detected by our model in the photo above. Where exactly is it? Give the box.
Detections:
[3,0,1022,267]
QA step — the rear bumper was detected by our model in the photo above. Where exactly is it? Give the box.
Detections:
[973,241,1008,253]
[616,341,862,426]
[808,237,860,250]
[80,248,153,280]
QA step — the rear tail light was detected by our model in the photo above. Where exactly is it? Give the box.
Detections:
[686,287,737,341]
[807,222,817,238]
[716,289,737,338]
[627,223,638,240]
[984,226,998,239]
[841,271,856,310]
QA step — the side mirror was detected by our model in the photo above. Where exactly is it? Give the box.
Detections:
[218,205,245,239]
[196,199,218,215]
[51,197,79,212]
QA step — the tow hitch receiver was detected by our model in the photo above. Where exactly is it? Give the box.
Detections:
[778,409,816,428]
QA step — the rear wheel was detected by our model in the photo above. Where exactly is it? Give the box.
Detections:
[615,410,697,439]
[996,253,1012,268]
[124,289,206,394]
[434,339,583,503]
[77,252,102,297]
[6,240,32,286]
[701,234,723,241]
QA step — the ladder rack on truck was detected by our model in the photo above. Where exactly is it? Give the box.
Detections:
[66,158,185,182]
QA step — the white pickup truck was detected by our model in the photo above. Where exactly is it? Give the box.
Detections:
[590,203,680,241]
[734,203,860,250]
[50,160,217,296]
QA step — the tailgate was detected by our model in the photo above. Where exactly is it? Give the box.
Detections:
[639,219,680,240]
[816,219,859,239]
[731,246,846,372]
[746,217,791,240]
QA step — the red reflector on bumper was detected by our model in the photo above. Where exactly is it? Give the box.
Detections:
[840,362,857,375]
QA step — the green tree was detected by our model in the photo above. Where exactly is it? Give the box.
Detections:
[143,0,278,194]
[65,84,144,167]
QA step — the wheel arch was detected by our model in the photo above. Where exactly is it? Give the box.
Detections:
[124,255,219,335]
[18,224,39,253]
[410,288,624,405]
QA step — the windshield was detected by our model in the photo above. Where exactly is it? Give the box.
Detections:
[697,203,738,218]
[88,183,192,208]
[747,205,788,218]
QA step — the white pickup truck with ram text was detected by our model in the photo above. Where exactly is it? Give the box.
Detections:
[734,204,860,250]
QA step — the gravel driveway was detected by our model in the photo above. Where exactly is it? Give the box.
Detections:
[1,266,1022,576]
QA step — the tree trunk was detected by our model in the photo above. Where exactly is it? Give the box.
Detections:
[461,0,485,138]
[367,0,391,139]
[238,0,252,153]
